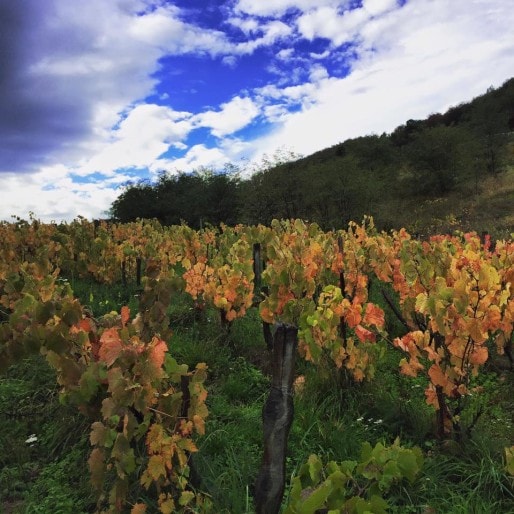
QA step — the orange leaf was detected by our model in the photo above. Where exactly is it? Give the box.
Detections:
[469,345,488,365]
[428,364,448,387]
[131,504,147,514]
[193,414,205,435]
[425,386,439,409]
[428,364,454,395]
[399,357,423,377]
[121,306,130,327]
[363,303,385,328]
[148,337,168,370]
[225,309,237,322]
[466,318,487,343]
[344,303,362,328]
[98,327,123,366]
[260,305,274,324]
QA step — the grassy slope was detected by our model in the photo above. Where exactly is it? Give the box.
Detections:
[397,164,514,239]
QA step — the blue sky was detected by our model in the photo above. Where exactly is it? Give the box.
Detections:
[1,0,513,222]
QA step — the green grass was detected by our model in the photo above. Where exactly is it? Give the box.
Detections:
[1,276,514,513]
[0,356,94,514]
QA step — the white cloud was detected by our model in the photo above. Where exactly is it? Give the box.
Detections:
[297,5,369,46]
[128,4,231,56]
[309,64,329,82]
[363,0,398,17]
[150,136,252,175]
[77,104,193,175]
[0,166,120,222]
[194,96,260,138]
[227,16,260,35]
[222,55,238,67]
[277,48,294,60]
[234,20,292,54]
[235,0,344,17]
[155,144,229,173]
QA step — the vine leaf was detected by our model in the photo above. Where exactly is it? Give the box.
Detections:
[98,327,123,367]
[148,336,168,370]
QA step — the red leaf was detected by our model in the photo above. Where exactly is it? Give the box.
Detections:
[355,324,375,342]
[99,327,123,366]
[70,318,93,334]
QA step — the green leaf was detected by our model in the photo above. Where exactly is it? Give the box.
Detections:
[397,450,422,483]
[112,434,136,477]
[505,447,514,476]
[78,366,101,402]
[164,354,189,378]
[35,301,55,324]
[369,494,389,514]
[307,454,323,483]
[299,480,333,514]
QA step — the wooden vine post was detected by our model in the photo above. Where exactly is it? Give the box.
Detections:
[255,323,298,514]
[253,242,273,351]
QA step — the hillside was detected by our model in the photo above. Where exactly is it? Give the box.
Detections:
[112,78,514,237]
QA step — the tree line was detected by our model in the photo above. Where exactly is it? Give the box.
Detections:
[110,78,514,234]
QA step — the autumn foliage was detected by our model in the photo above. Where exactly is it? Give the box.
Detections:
[1,215,513,509]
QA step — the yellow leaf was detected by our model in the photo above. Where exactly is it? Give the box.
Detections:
[478,265,499,292]
[179,491,195,507]
[158,493,176,514]
[415,293,428,314]
[146,455,166,481]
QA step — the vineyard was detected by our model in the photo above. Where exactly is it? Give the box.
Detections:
[1,215,514,513]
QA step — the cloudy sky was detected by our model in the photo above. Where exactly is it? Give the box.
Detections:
[1,0,513,222]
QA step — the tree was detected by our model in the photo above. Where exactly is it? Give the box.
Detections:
[404,126,473,195]
[110,180,158,222]
[468,96,510,176]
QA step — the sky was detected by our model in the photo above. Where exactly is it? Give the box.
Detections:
[1,0,513,223]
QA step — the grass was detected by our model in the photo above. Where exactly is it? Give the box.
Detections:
[0,356,94,514]
[1,276,514,513]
